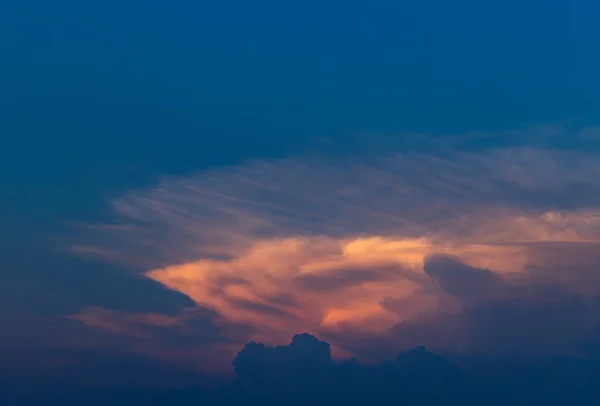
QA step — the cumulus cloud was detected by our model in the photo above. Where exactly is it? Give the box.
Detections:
[68,133,600,370]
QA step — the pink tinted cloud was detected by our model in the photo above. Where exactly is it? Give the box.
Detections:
[68,140,600,369]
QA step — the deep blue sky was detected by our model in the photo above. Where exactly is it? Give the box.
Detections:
[2,0,600,380]
[2,1,598,196]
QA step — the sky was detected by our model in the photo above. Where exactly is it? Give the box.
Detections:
[2,0,600,401]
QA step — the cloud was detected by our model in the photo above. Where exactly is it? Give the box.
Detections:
[71,145,600,267]
[331,252,600,361]
[63,306,241,373]
[422,255,600,354]
[68,131,600,370]
[423,254,505,303]
[294,264,406,292]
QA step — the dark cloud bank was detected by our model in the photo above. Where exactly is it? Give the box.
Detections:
[7,332,600,406]
[7,254,600,405]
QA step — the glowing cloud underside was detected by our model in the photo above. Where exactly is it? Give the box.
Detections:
[72,145,600,368]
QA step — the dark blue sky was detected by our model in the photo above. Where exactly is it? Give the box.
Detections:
[2,1,600,390]
[2,1,598,195]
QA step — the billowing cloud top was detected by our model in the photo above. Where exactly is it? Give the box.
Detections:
[71,133,600,370]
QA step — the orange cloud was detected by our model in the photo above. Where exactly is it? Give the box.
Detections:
[144,210,600,352]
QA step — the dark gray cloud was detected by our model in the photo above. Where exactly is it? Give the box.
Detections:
[423,255,505,303]
[331,251,600,361]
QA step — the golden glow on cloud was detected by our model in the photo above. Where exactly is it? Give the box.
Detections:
[144,209,600,348]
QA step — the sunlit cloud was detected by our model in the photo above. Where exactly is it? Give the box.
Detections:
[69,139,600,369]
